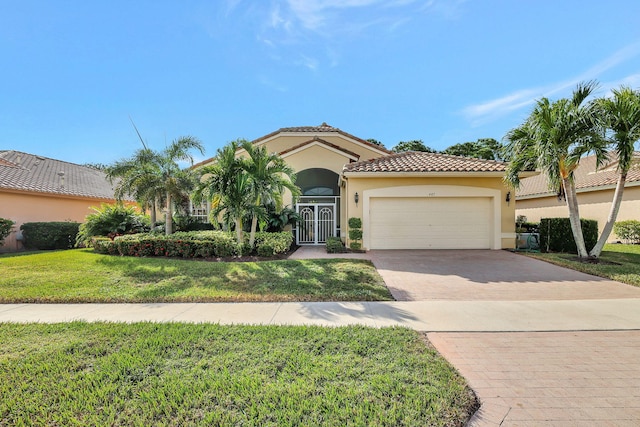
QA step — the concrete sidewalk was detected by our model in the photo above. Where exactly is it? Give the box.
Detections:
[2,298,640,331]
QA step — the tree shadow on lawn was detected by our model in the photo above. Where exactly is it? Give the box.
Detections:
[95,256,393,302]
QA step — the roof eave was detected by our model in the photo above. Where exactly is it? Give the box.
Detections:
[343,171,507,178]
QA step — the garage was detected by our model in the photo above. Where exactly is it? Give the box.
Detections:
[369,196,493,249]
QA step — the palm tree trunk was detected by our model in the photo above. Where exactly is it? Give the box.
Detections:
[590,172,626,258]
[249,214,258,249]
[165,192,172,235]
[149,199,157,227]
[235,219,243,247]
[563,177,588,258]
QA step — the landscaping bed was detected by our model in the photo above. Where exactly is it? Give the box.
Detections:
[0,323,478,427]
[0,249,392,303]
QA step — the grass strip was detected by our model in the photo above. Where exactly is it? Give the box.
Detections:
[0,323,477,426]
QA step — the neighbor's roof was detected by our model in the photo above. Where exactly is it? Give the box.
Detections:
[343,151,509,173]
[517,152,640,198]
[0,150,121,200]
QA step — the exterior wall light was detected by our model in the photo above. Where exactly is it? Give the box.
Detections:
[505,191,511,205]
[354,192,359,206]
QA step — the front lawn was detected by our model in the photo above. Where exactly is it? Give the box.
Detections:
[0,249,392,303]
[525,244,640,287]
[0,323,477,426]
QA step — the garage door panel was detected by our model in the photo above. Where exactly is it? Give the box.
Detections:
[369,197,492,249]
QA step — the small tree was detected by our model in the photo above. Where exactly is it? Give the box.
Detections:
[0,218,14,246]
[348,217,363,251]
[76,204,148,245]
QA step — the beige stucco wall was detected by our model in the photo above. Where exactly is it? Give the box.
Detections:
[342,175,515,250]
[0,190,121,252]
[253,134,388,163]
[516,185,640,242]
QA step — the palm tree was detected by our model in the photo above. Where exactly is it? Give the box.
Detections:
[240,140,300,249]
[589,86,640,257]
[504,81,606,258]
[192,140,254,245]
[107,136,204,235]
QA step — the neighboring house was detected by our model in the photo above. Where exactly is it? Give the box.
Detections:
[195,123,525,250]
[516,153,640,241]
[0,150,125,252]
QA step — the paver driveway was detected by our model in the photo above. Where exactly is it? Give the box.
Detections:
[368,249,640,425]
[369,249,640,301]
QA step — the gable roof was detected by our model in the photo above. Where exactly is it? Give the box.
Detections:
[0,150,121,200]
[517,153,640,198]
[278,137,360,161]
[343,151,509,174]
[192,122,390,169]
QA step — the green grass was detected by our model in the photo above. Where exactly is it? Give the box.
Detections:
[0,323,477,426]
[0,249,392,303]
[526,244,640,287]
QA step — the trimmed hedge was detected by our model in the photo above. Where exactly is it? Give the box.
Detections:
[20,222,81,250]
[613,220,640,244]
[326,237,347,254]
[92,231,293,258]
[539,218,598,253]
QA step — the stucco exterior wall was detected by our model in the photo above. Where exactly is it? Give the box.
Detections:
[0,190,119,252]
[516,185,640,241]
[342,176,515,249]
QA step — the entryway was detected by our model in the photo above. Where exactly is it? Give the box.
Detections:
[296,202,336,245]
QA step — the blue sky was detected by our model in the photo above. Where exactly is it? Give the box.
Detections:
[2,0,640,165]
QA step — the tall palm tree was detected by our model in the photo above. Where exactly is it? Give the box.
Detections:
[504,81,606,258]
[589,86,640,257]
[107,136,204,235]
[240,140,300,249]
[192,140,254,245]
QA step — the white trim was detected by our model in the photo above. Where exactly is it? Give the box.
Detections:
[280,140,359,161]
[343,171,507,178]
[516,180,640,200]
[255,132,390,157]
[362,185,503,250]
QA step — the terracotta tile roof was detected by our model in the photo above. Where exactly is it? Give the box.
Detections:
[0,150,121,200]
[517,153,640,198]
[343,151,508,173]
[279,137,360,160]
[253,122,392,154]
[192,123,392,169]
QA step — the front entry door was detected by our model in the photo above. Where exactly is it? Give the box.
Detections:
[296,203,336,245]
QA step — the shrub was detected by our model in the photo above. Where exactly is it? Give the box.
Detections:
[613,220,640,244]
[348,217,363,251]
[539,218,598,253]
[77,203,149,245]
[20,222,81,250]
[348,217,362,228]
[326,237,346,253]
[92,230,294,258]
[0,218,14,246]
[253,231,294,256]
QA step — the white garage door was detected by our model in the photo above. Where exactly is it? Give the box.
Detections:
[369,197,492,249]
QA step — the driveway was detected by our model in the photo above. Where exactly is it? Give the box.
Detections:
[369,249,640,301]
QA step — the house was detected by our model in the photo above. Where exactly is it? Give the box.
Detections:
[0,150,124,252]
[195,123,524,250]
[516,153,640,241]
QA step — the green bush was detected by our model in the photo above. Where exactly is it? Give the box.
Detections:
[326,237,346,253]
[92,231,293,258]
[348,217,362,228]
[348,229,363,241]
[253,231,294,256]
[0,218,15,246]
[77,203,149,245]
[539,218,598,253]
[20,222,81,250]
[613,220,640,244]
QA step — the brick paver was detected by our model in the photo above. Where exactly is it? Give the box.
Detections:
[369,250,640,301]
[428,331,640,426]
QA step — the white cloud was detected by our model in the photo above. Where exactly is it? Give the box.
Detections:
[462,40,640,126]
